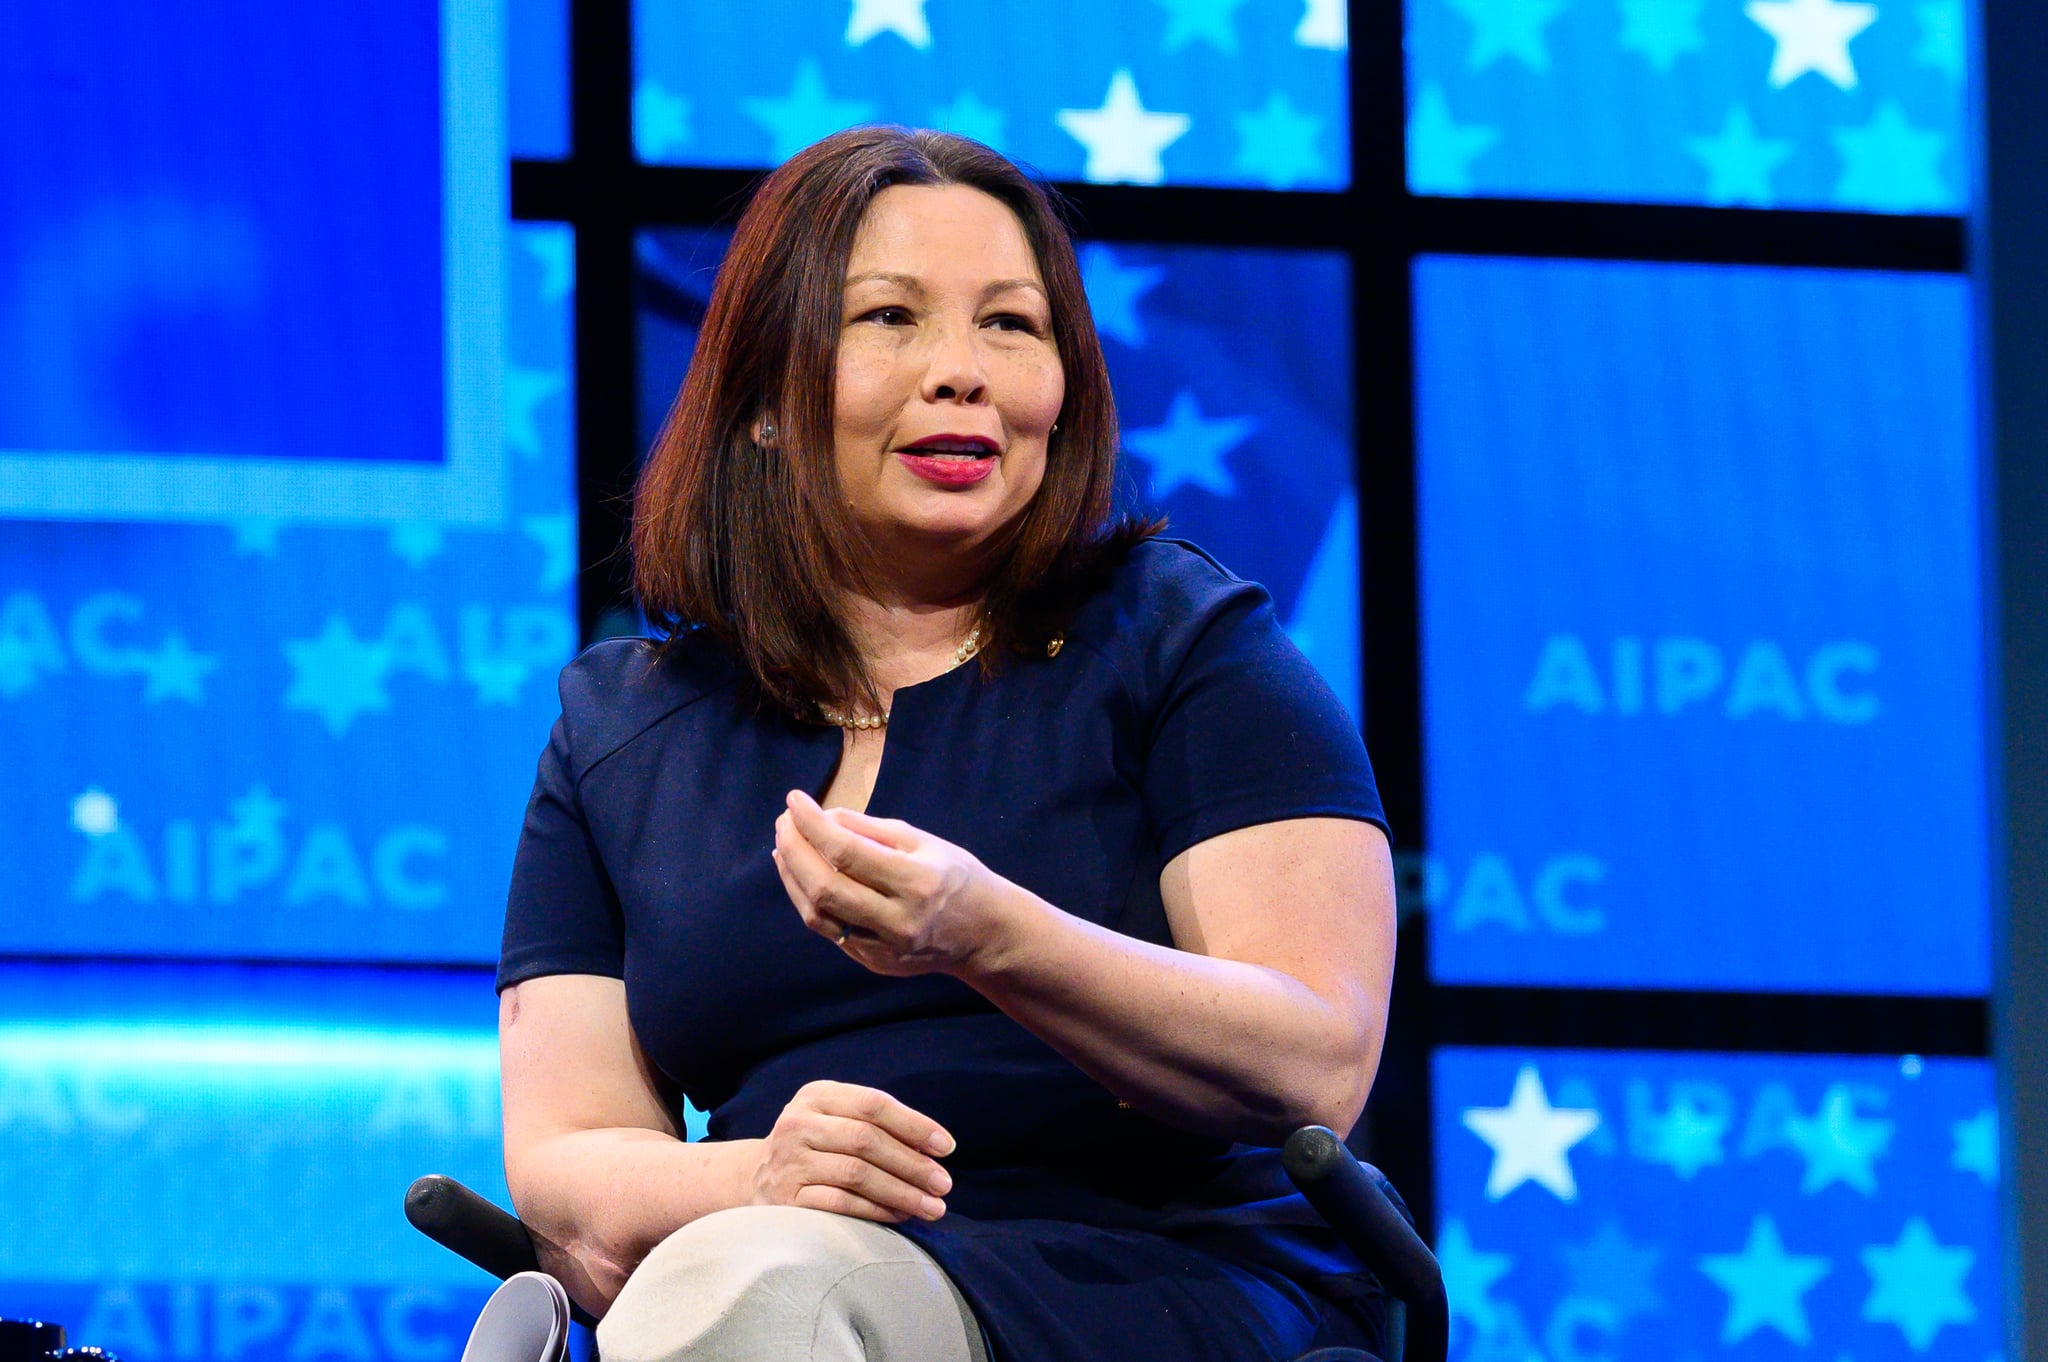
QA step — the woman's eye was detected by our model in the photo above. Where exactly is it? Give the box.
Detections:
[987,314,1042,334]
[863,306,913,326]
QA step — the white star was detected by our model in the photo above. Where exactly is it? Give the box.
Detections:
[1055,70,1192,186]
[284,617,393,736]
[1437,1219,1514,1332]
[1861,1218,1977,1350]
[846,0,932,48]
[634,82,694,162]
[1295,0,1347,49]
[1951,1107,1997,1184]
[1745,0,1879,90]
[1407,85,1500,195]
[1080,244,1167,348]
[1699,1216,1832,1345]
[138,631,219,704]
[1462,1065,1602,1200]
[1124,390,1258,499]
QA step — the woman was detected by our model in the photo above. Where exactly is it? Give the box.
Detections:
[497,126,1398,1362]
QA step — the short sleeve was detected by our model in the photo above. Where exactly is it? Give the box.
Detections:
[496,707,627,992]
[1141,577,1388,866]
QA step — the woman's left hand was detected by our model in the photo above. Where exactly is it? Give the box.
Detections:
[772,790,1012,977]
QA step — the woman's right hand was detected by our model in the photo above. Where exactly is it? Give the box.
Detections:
[747,1080,957,1223]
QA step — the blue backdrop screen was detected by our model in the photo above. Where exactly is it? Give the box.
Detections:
[0,964,512,1360]
[0,1,443,466]
[632,0,1349,189]
[509,0,569,160]
[636,230,1361,722]
[1435,1047,2000,1361]
[0,218,575,964]
[1416,255,1988,994]
[1404,0,1970,212]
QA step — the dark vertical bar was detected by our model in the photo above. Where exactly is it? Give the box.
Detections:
[1973,1,2048,1356]
[571,0,642,642]
[1350,0,1435,1235]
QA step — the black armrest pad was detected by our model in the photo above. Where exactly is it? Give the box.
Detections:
[1284,1127,1449,1362]
[404,1175,545,1281]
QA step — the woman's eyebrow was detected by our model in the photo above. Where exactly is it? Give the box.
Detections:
[844,270,926,292]
[842,271,1047,302]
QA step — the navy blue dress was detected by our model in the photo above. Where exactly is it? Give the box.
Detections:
[498,538,1393,1361]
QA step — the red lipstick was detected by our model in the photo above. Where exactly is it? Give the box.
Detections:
[896,434,999,487]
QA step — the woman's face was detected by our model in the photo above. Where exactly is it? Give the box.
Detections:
[829,183,1065,573]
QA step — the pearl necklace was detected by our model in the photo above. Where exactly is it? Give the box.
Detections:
[819,620,984,730]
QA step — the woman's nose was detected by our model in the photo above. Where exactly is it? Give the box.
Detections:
[920,320,989,404]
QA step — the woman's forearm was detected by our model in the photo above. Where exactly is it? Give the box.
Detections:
[956,881,1378,1146]
[510,1128,761,1313]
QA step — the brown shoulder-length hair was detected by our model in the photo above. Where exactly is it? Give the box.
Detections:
[632,125,1157,721]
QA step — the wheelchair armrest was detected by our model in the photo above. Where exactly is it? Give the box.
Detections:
[1283,1127,1448,1362]
[403,1175,601,1332]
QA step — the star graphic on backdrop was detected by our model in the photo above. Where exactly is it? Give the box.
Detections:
[284,617,393,736]
[389,523,445,568]
[506,365,567,460]
[70,788,120,838]
[1056,70,1191,186]
[1636,1091,1728,1178]
[1080,244,1167,348]
[228,785,288,835]
[1157,0,1251,53]
[231,519,283,556]
[521,513,577,592]
[522,230,575,303]
[1862,1218,1976,1350]
[1463,1066,1602,1201]
[1407,85,1499,195]
[846,0,932,49]
[1686,105,1795,206]
[1447,0,1569,73]
[634,82,694,162]
[1234,92,1325,189]
[1436,1220,1514,1333]
[746,60,878,163]
[930,92,1007,149]
[1745,0,1878,90]
[1834,100,1950,212]
[1785,1084,1894,1195]
[1618,0,1707,71]
[1915,0,1965,80]
[466,656,531,706]
[1698,1216,1831,1345]
[1124,391,1257,499]
[1295,0,1347,49]
[1951,1108,1998,1184]
[1561,1221,1664,1322]
[138,632,218,704]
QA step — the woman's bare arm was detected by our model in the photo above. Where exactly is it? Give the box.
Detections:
[499,974,959,1317]
[775,801,1396,1147]
[498,975,753,1311]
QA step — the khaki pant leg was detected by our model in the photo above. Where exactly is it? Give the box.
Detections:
[595,1205,990,1362]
